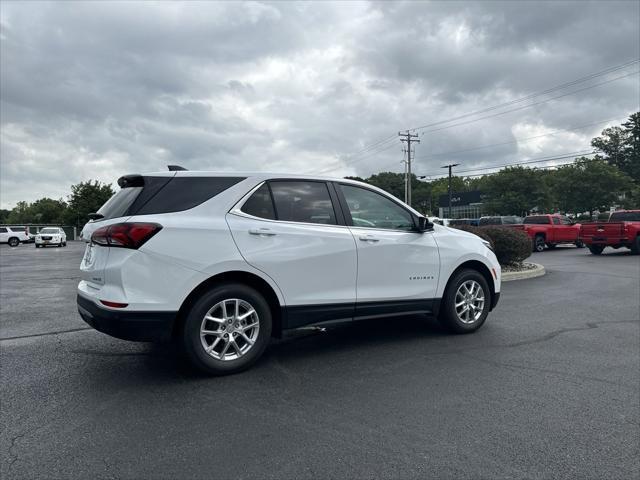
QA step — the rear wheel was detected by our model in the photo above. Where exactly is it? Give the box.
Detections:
[575,240,584,248]
[630,237,639,255]
[534,235,545,252]
[8,237,19,247]
[439,269,490,334]
[182,283,272,375]
[589,245,604,255]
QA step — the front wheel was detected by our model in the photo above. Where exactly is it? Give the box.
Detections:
[533,235,545,252]
[8,237,19,247]
[588,245,604,255]
[182,283,272,375]
[439,269,491,334]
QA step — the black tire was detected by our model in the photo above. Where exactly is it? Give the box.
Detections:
[182,283,272,375]
[438,269,491,334]
[630,237,639,255]
[546,243,556,249]
[63,241,67,247]
[7,237,19,247]
[589,245,604,255]
[533,235,545,252]
[575,240,584,248]
[35,244,40,248]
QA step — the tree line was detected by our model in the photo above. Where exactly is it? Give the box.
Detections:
[1,112,637,226]
[349,112,639,218]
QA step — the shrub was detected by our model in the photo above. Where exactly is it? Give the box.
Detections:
[452,225,531,266]
[481,226,531,266]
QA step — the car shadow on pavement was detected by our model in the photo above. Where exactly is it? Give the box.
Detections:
[75,315,452,385]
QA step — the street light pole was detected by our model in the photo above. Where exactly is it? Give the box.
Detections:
[441,163,460,218]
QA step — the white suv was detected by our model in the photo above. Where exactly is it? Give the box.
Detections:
[78,171,501,375]
[0,226,30,247]
[35,227,67,248]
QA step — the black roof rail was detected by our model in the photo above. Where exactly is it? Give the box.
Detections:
[168,165,188,171]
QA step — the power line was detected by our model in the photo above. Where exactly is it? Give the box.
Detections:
[407,59,639,132]
[418,151,598,179]
[413,116,627,161]
[321,62,638,174]
[414,70,639,136]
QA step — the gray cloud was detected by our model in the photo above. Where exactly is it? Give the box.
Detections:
[1,0,638,208]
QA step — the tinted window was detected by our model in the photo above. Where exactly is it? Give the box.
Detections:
[524,216,550,225]
[97,187,143,220]
[0,228,7,233]
[560,216,573,225]
[479,217,501,226]
[503,216,523,224]
[269,181,337,225]
[610,211,640,222]
[552,217,561,225]
[137,177,245,215]
[241,183,275,220]
[340,184,415,231]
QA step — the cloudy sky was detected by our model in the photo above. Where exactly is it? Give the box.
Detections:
[1,0,639,208]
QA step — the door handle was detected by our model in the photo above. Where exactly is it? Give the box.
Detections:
[359,235,380,242]
[249,228,277,236]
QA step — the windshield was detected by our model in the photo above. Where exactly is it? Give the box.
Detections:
[610,211,640,222]
[40,228,59,234]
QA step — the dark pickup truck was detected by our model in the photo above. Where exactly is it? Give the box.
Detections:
[579,210,640,255]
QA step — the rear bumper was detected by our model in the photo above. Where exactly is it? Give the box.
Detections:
[77,294,176,342]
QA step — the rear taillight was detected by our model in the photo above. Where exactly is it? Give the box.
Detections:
[91,222,162,249]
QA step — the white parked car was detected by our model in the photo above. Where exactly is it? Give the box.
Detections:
[0,226,30,247]
[78,171,501,375]
[35,227,67,248]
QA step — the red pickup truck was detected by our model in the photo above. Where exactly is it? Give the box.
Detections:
[579,210,640,255]
[511,214,582,252]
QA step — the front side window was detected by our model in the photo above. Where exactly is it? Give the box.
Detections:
[560,216,573,225]
[269,181,337,225]
[241,183,276,220]
[339,184,415,231]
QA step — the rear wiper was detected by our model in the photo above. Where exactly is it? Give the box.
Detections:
[87,213,104,220]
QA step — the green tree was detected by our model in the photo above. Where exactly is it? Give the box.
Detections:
[0,209,12,224]
[28,198,68,224]
[552,157,634,216]
[482,166,553,215]
[6,201,31,224]
[591,112,640,182]
[62,180,115,227]
[365,172,406,200]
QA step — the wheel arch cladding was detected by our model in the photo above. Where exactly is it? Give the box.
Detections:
[173,271,283,339]
[445,260,495,310]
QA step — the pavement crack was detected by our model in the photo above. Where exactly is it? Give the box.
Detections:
[0,327,92,342]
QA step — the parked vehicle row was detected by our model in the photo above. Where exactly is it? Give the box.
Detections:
[0,226,67,247]
[509,214,583,252]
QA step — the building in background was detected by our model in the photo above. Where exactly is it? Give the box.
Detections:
[438,191,486,219]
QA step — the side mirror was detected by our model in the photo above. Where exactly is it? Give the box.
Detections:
[417,216,434,232]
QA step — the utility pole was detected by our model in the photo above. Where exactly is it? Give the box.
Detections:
[399,130,420,206]
[441,163,460,218]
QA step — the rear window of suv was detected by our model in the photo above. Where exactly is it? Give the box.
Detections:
[524,216,550,225]
[96,176,245,220]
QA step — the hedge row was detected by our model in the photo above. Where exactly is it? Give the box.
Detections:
[453,225,532,266]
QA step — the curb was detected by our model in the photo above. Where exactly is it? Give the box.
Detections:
[502,262,545,282]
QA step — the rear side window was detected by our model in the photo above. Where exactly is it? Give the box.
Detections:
[552,217,561,225]
[241,183,276,220]
[269,181,337,225]
[97,187,143,220]
[97,176,245,219]
[524,216,550,225]
[137,177,245,215]
[0,228,7,233]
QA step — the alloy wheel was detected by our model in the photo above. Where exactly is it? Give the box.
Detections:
[455,280,485,324]
[199,298,260,361]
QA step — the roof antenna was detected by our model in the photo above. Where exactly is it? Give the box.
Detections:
[168,165,188,171]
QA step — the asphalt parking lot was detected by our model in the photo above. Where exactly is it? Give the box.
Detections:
[1,242,638,479]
